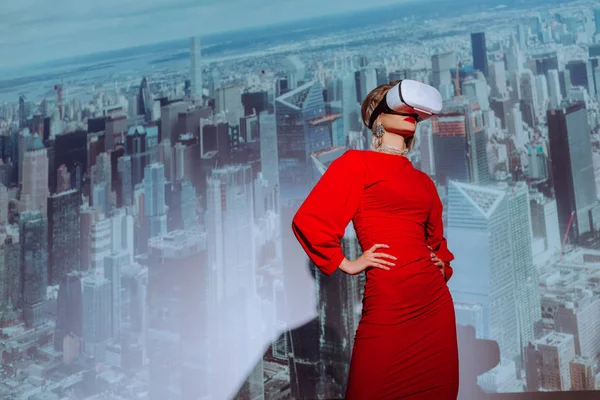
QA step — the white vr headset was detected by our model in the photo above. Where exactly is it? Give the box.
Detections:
[368,79,443,130]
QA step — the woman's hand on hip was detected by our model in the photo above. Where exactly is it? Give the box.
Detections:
[428,246,446,279]
[340,244,396,275]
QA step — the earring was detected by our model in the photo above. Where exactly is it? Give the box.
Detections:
[374,124,385,138]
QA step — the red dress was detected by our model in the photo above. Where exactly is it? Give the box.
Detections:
[291,149,459,399]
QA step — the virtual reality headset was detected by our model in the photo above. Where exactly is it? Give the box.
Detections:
[368,79,443,129]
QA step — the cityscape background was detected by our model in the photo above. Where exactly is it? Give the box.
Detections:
[1,0,600,398]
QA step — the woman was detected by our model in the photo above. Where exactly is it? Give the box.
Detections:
[291,81,459,399]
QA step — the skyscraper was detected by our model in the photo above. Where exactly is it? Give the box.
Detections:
[48,189,81,285]
[143,163,167,238]
[190,36,203,98]
[432,99,490,185]
[506,183,542,360]
[20,210,48,328]
[547,101,599,242]
[275,80,330,202]
[20,134,49,216]
[471,32,489,77]
[447,181,519,361]
[82,275,112,361]
[146,230,210,400]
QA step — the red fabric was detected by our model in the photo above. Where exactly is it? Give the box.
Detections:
[292,150,459,399]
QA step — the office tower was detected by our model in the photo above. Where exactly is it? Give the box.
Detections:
[547,102,599,242]
[447,182,519,361]
[168,179,198,231]
[517,24,528,50]
[595,8,600,34]
[432,99,490,185]
[462,77,489,111]
[90,213,112,275]
[54,271,83,350]
[327,73,360,134]
[82,275,112,361]
[356,67,377,102]
[0,228,21,327]
[570,357,595,390]
[506,34,524,74]
[143,163,167,238]
[507,104,526,148]
[418,119,435,177]
[48,189,81,285]
[91,152,112,215]
[547,69,562,108]
[56,165,70,193]
[241,91,269,116]
[276,81,331,197]
[158,139,174,183]
[215,85,244,125]
[20,134,49,216]
[489,60,508,98]
[535,74,549,112]
[553,295,600,359]
[529,192,561,254]
[117,156,133,207]
[20,210,48,328]
[431,52,455,89]
[18,95,27,129]
[138,77,153,121]
[566,60,594,97]
[126,126,148,187]
[471,32,489,77]
[189,36,202,98]
[147,231,210,400]
[507,183,542,359]
[525,332,576,391]
[104,252,128,339]
[258,111,280,195]
[283,55,306,90]
[161,101,192,144]
[0,184,7,224]
[526,144,548,180]
[110,208,134,263]
[519,69,539,126]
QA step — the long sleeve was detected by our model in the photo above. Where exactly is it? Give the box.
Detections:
[425,178,454,282]
[291,150,366,276]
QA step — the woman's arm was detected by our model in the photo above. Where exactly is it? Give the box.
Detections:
[291,150,366,276]
[425,178,454,282]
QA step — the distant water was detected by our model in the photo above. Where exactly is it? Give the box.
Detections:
[0,0,573,103]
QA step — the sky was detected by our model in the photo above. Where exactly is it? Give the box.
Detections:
[0,0,406,70]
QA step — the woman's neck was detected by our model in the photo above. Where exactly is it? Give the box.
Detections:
[381,133,407,151]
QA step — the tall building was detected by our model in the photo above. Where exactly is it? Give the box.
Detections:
[275,80,331,202]
[547,101,599,243]
[146,230,210,400]
[82,275,112,361]
[104,252,128,340]
[471,32,489,77]
[90,213,112,275]
[48,189,81,285]
[447,182,519,361]
[20,134,49,216]
[506,183,542,359]
[547,69,562,108]
[190,36,203,98]
[570,357,596,390]
[20,210,48,328]
[55,271,83,350]
[259,111,280,195]
[432,99,490,185]
[143,163,167,238]
[525,332,576,391]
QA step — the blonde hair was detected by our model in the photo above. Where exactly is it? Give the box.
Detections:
[361,81,415,152]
